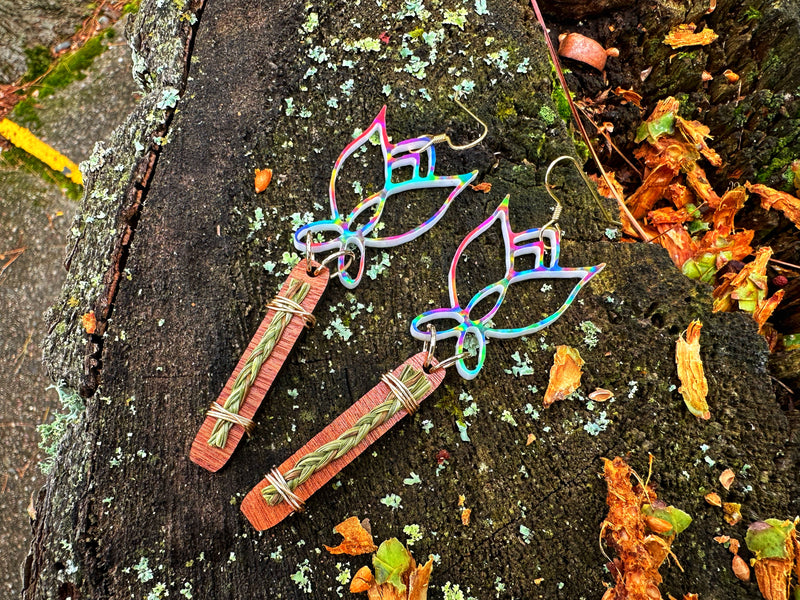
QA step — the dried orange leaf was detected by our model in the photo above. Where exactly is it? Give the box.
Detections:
[707,0,717,12]
[714,535,730,544]
[543,345,585,408]
[457,494,465,507]
[534,577,544,584]
[713,246,772,314]
[746,182,800,229]
[81,311,97,334]
[254,168,272,193]
[732,554,750,581]
[351,566,374,593]
[676,320,710,420]
[723,69,740,83]
[719,468,735,490]
[705,492,722,507]
[612,87,643,108]
[407,556,434,600]
[664,23,719,49]
[676,116,723,167]
[589,171,624,201]
[627,163,677,219]
[666,182,694,208]
[754,289,785,334]
[729,538,740,555]
[683,159,722,208]
[701,70,713,81]
[656,222,698,273]
[469,182,492,193]
[589,388,614,402]
[526,433,535,445]
[324,516,378,556]
[461,508,471,526]
[723,502,742,526]
[713,186,747,235]
[683,594,699,600]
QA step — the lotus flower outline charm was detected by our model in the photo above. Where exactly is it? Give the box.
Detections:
[410,195,605,379]
[293,106,478,288]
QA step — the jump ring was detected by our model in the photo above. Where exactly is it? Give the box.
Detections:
[313,250,355,277]
[431,351,472,372]
[304,232,314,264]
[423,325,437,369]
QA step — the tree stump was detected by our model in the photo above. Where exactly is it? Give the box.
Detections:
[25,0,799,598]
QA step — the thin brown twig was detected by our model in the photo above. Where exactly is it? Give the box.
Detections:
[13,329,34,375]
[577,104,643,180]
[769,258,800,271]
[528,0,652,241]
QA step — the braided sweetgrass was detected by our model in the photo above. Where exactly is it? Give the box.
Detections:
[262,365,430,505]
[207,278,311,448]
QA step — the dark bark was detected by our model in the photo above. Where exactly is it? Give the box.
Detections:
[27,0,799,599]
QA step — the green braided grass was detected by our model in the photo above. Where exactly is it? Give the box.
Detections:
[207,278,311,448]
[262,365,431,506]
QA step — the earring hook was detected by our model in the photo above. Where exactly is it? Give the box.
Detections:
[542,155,621,243]
[416,98,488,154]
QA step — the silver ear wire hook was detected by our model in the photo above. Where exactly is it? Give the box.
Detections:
[416,98,488,154]
[543,155,621,241]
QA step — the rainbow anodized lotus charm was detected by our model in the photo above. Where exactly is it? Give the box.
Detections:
[293,106,477,288]
[410,195,605,379]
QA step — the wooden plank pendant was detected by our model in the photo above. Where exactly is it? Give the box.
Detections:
[241,352,445,531]
[190,259,329,472]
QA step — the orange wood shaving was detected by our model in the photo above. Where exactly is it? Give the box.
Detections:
[469,182,492,193]
[663,24,719,49]
[627,163,676,219]
[324,516,378,555]
[601,457,664,600]
[612,87,643,108]
[255,168,273,193]
[81,311,97,334]
[351,566,374,593]
[461,508,472,526]
[676,320,710,420]
[747,182,800,229]
[712,186,747,236]
[543,345,584,408]
[676,116,722,167]
[754,289,785,334]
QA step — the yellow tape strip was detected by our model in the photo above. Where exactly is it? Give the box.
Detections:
[0,118,83,185]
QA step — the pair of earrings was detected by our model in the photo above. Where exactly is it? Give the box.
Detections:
[189,105,605,531]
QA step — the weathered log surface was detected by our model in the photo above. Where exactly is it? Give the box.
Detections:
[27,0,799,599]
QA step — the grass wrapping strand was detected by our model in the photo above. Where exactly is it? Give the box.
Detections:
[207,278,311,448]
[262,365,431,506]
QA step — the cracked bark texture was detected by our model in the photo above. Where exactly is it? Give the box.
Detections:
[26,0,799,598]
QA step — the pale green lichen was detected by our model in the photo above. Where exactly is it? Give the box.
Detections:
[38,384,84,473]
[380,493,403,510]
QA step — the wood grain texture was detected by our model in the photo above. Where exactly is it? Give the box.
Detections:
[241,352,445,530]
[190,259,329,472]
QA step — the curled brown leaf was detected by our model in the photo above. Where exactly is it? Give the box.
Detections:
[543,345,585,408]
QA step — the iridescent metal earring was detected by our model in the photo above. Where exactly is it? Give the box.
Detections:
[190,103,487,472]
[240,168,606,530]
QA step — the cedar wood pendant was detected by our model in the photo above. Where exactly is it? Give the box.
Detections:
[242,194,605,530]
[190,106,477,471]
